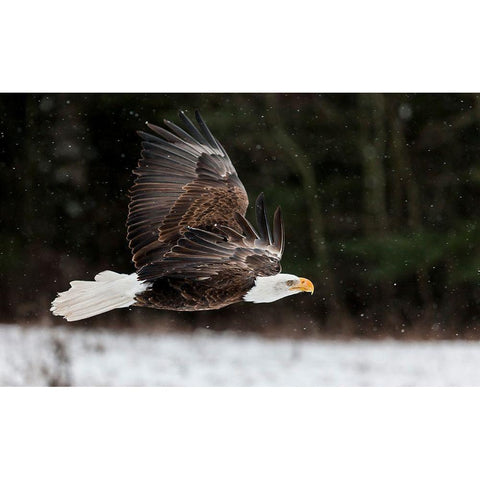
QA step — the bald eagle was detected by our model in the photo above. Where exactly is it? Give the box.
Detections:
[51,111,314,321]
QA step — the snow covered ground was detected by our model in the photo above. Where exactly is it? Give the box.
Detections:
[1,324,480,386]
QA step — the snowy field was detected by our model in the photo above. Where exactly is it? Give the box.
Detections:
[1,324,480,386]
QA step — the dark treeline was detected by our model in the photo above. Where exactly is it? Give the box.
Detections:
[1,93,479,338]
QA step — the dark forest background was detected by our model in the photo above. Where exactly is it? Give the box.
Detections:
[0,93,479,339]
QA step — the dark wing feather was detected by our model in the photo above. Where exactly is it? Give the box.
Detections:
[127,111,249,270]
[137,197,285,282]
[255,192,272,245]
[273,206,285,257]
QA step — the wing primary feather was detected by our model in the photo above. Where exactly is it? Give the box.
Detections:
[147,122,183,143]
[234,213,259,242]
[163,119,205,148]
[140,125,205,160]
[140,141,198,164]
[194,110,224,153]
[137,130,156,141]
[185,226,226,243]
[255,192,272,244]
[273,206,285,255]
[178,110,210,146]
[216,225,246,242]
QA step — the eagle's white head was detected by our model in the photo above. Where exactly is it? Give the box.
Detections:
[243,273,314,304]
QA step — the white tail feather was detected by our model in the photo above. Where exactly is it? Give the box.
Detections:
[50,271,150,322]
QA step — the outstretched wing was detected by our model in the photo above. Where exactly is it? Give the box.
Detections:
[127,110,249,270]
[137,193,285,281]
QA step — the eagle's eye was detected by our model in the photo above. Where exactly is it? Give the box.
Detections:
[286,280,294,287]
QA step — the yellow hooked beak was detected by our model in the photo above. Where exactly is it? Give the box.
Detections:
[290,277,314,295]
